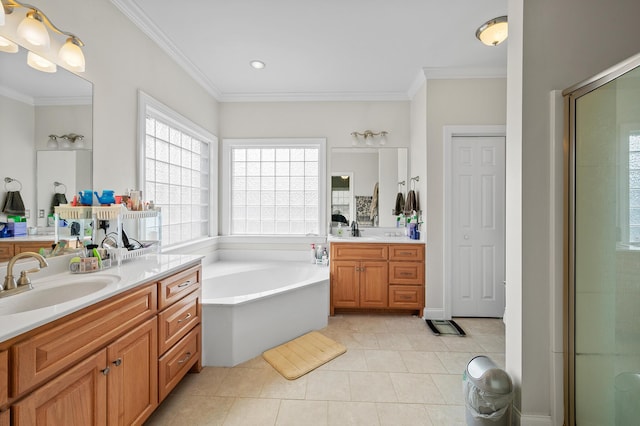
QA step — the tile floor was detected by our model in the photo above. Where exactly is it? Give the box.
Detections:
[145,314,505,426]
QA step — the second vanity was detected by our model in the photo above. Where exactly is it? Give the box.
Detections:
[0,253,202,425]
[328,233,425,316]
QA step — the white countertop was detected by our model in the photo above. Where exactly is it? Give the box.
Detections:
[0,234,56,242]
[327,234,425,244]
[0,253,202,343]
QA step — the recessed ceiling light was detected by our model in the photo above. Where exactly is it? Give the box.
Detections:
[250,60,266,69]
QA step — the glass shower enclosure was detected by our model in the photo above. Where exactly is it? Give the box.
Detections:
[565,53,640,425]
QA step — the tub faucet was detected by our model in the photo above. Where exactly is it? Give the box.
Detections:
[1,251,49,294]
[351,221,360,237]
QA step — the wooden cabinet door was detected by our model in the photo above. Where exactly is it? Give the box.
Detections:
[0,350,7,408]
[12,350,107,426]
[359,261,388,308]
[331,260,360,309]
[0,409,8,426]
[107,317,157,426]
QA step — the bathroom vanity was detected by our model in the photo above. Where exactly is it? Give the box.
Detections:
[0,239,54,263]
[0,254,202,425]
[329,239,425,316]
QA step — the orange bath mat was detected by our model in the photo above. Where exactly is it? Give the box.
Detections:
[262,331,347,380]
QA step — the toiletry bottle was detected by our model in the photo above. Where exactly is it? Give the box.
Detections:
[310,243,316,264]
[337,223,343,236]
[316,244,322,263]
[322,247,329,266]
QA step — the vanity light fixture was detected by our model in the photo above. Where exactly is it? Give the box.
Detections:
[351,130,388,146]
[48,133,84,149]
[250,60,266,69]
[0,0,86,72]
[476,16,508,46]
[0,35,17,52]
[27,50,55,72]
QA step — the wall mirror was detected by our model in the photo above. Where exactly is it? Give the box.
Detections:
[0,40,93,233]
[330,147,408,228]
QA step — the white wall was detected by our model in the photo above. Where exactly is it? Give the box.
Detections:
[0,95,35,222]
[0,0,220,197]
[220,101,411,230]
[507,0,640,423]
[424,78,507,318]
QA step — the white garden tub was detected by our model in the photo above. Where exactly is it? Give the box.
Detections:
[200,261,329,366]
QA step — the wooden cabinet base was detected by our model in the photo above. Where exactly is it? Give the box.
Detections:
[330,243,425,316]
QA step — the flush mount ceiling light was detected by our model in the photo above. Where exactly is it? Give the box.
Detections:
[351,130,388,146]
[250,60,266,69]
[476,16,508,46]
[0,0,86,72]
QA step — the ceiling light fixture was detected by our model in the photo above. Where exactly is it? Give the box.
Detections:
[250,60,265,69]
[0,0,86,72]
[351,130,388,146]
[476,16,508,46]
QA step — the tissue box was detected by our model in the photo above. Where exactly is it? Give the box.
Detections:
[7,222,27,236]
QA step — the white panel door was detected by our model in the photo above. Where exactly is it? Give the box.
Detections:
[451,136,505,317]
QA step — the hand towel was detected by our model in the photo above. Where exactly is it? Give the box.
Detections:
[404,189,420,215]
[370,182,379,220]
[2,191,26,216]
[394,192,405,215]
[50,193,68,214]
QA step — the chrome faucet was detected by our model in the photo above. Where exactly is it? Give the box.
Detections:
[351,221,360,237]
[1,252,49,295]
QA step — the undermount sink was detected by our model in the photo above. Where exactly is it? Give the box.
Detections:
[0,274,121,315]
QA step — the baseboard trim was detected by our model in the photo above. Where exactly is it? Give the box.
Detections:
[423,308,447,320]
[513,406,554,426]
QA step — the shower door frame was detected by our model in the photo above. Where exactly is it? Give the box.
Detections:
[563,52,640,426]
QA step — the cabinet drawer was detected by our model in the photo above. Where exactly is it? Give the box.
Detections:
[158,265,201,309]
[11,283,157,397]
[14,242,52,255]
[389,262,424,285]
[159,324,201,402]
[158,289,201,355]
[388,244,424,261]
[330,243,388,260]
[389,285,424,309]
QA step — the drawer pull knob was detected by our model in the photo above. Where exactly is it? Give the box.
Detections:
[178,280,192,288]
[177,351,192,365]
[101,367,110,375]
[178,313,192,323]
[113,358,122,367]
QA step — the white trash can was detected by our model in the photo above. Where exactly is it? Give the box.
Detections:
[463,356,513,425]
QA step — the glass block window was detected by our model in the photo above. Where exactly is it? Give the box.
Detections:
[139,92,216,246]
[224,139,326,235]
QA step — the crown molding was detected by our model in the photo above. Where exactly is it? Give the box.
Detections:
[407,69,427,99]
[111,0,222,100]
[218,91,411,103]
[422,66,507,80]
